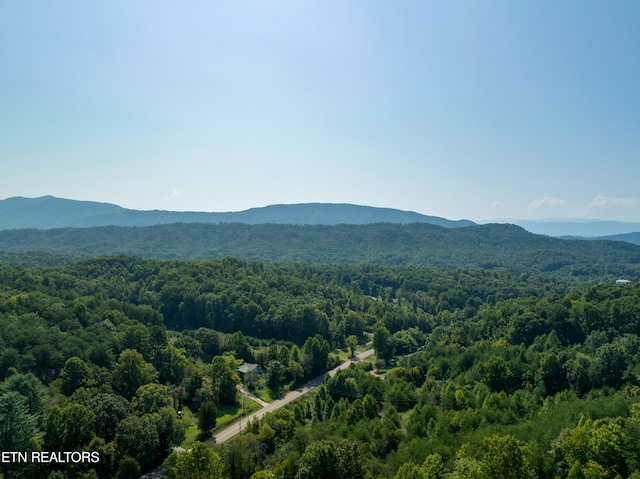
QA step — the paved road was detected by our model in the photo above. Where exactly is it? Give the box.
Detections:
[214,348,375,444]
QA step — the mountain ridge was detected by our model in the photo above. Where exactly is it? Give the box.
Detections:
[0,196,474,229]
[3,196,640,246]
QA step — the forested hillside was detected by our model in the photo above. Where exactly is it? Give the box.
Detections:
[1,255,640,478]
[1,222,640,279]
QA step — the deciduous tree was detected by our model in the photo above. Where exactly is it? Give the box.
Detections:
[211,356,240,405]
[133,383,173,415]
[346,335,359,358]
[373,321,393,363]
[198,401,217,438]
[60,356,94,396]
[164,441,224,479]
[44,403,96,451]
[112,349,156,400]
[480,434,536,479]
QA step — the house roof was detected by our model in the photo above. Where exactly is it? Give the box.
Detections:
[237,363,260,374]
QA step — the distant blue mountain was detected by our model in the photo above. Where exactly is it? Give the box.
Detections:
[511,219,640,238]
[0,196,475,230]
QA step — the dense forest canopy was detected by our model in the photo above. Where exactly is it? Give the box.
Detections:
[1,254,640,478]
[1,222,640,279]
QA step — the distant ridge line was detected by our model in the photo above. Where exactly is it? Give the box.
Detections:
[0,196,475,230]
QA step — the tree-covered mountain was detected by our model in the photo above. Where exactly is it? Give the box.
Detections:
[0,196,474,229]
[1,222,640,279]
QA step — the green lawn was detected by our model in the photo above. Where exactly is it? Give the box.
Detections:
[214,398,261,429]
[179,397,262,449]
[335,347,352,361]
[336,343,373,361]
[178,405,200,449]
[252,385,287,402]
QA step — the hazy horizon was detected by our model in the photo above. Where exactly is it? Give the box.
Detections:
[7,194,640,228]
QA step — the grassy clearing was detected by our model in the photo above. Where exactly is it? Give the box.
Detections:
[336,343,373,361]
[252,385,287,402]
[179,397,262,448]
[215,398,261,429]
[335,347,352,361]
[179,406,200,449]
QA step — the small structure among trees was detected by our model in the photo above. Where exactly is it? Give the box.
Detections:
[237,363,262,382]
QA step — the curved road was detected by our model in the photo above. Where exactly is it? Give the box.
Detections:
[214,348,375,444]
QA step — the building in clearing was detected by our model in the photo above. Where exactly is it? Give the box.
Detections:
[616,279,632,285]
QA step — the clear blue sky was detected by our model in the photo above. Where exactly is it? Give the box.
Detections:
[1,1,639,221]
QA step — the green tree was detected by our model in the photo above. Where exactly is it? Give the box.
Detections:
[422,453,447,479]
[480,434,536,479]
[220,435,258,479]
[536,352,568,395]
[115,414,160,469]
[1,372,48,421]
[198,328,224,361]
[198,401,218,438]
[155,344,188,384]
[593,343,628,388]
[266,360,287,387]
[153,406,187,458]
[88,437,118,479]
[290,361,305,385]
[115,456,141,479]
[362,393,379,420]
[373,321,394,363]
[346,335,359,358]
[302,334,331,375]
[394,462,425,479]
[133,383,173,414]
[563,417,628,478]
[149,324,168,357]
[406,404,438,438]
[0,391,37,452]
[164,441,224,479]
[121,323,152,359]
[479,356,513,392]
[565,353,593,396]
[296,439,368,479]
[251,471,276,479]
[451,455,483,479]
[589,420,627,476]
[60,356,95,396]
[44,403,96,451]
[112,349,157,400]
[87,392,133,442]
[229,331,253,362]
[211,356,240,405]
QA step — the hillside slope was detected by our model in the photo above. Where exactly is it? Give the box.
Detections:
[1,222,639,279]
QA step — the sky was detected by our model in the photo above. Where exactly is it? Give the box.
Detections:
[1,1,639,222]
